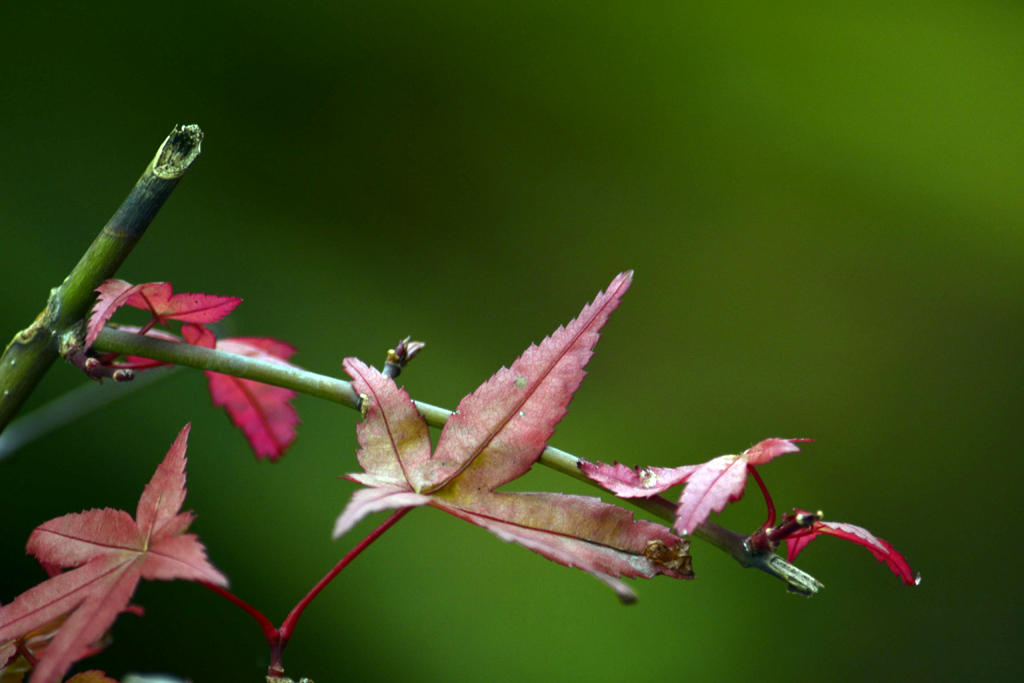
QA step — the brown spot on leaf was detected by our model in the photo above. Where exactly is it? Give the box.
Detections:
[645,539,693,576]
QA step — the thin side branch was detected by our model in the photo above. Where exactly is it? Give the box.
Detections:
[90,328,822,595]
[0,125,203,433]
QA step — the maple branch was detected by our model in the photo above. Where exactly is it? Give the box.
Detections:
[93,327,362,408]
[92,327,823,594]
[0,125,203,434]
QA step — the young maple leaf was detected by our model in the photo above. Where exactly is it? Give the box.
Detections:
[0,425,227,683]
[673,438,809,535]
[334,272,693,603]
[182,325,300,461]
[86,279,241,349]
[580,438,809,535]
[576,460,700,498]
[781,510,920,586]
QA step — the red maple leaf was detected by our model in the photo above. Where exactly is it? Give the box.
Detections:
[580,438,809,534]
[182,325,300,461]
[782,510,920,586]
[83,281,300,459]
[86,279,240,349]
[0,425,227,683]
[333,272,692,603]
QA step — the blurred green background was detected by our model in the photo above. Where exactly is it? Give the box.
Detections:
[2,1,1021,681]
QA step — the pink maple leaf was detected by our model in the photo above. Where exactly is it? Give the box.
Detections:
[183,325,300,461]
[334,272,693,603]
[647,440,806,536]
[675,439,807,535]
[86,279,240,349]
[0,425,226,683]
[581,438,808,535]
[576,460,700,498]
[782,510,919,586]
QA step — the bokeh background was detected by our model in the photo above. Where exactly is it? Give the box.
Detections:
[2,1,1022,681]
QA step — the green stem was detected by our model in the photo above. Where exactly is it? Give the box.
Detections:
[91,328,823,595]
[95,327,361,408]
[0,125,204,433]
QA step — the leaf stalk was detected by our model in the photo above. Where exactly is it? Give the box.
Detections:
[204,508,410,679]
[748,465,776,528]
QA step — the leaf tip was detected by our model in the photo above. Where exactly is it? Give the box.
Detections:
[743,437,810,465]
